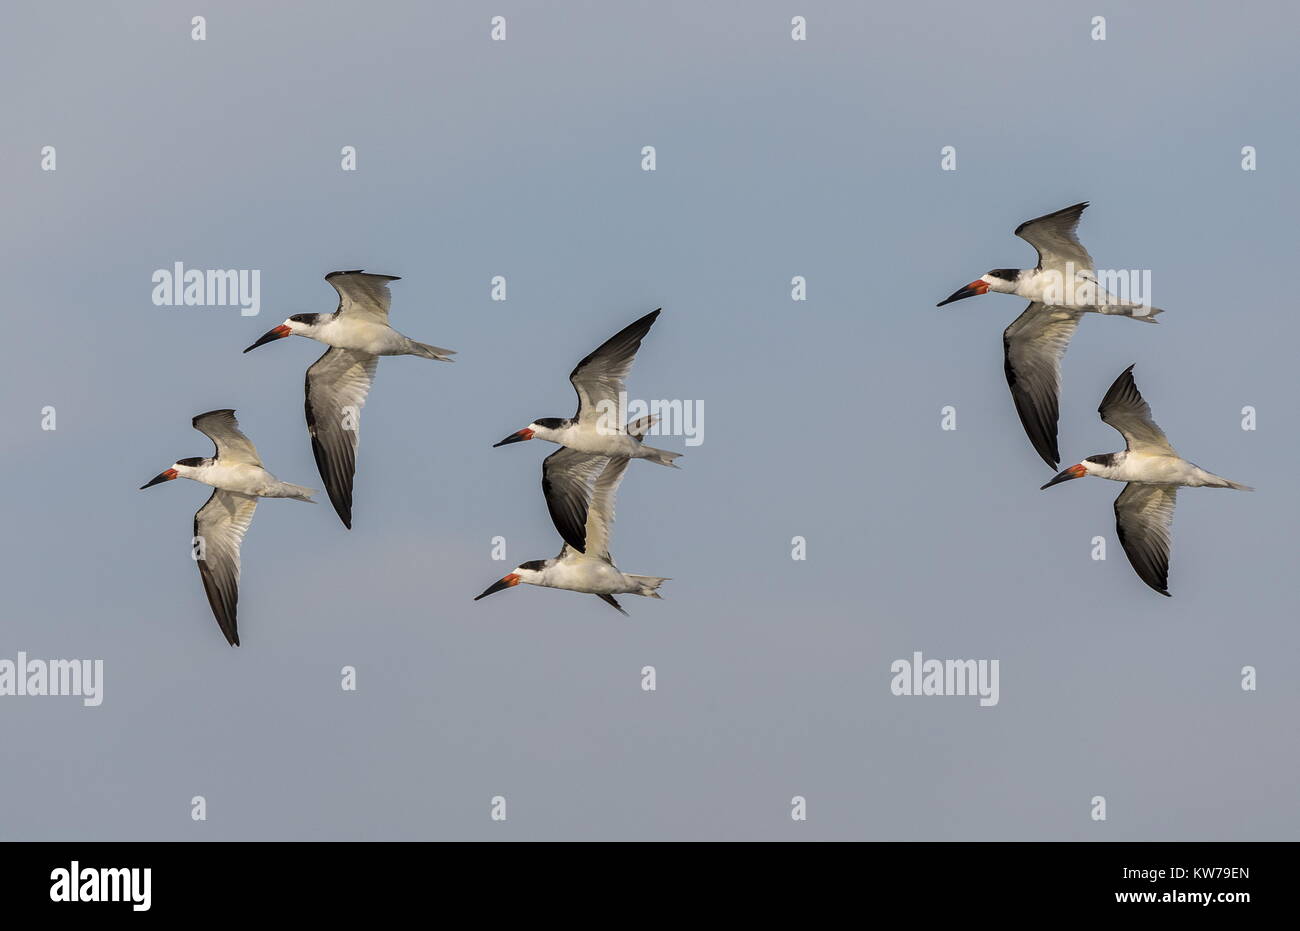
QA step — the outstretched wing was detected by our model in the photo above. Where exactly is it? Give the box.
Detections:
[1113,482,1177,597]
[582,455,631,562]
[1099,364,1175,455]
[194,489,258,645]
[596,593,629,616]
[570,309,661,424]
[325,270,400,324]
[305,347,378,528]
[192,409,263,466]
[1015,202,1094,274]
[542,448,611,555]
[1002,302,1084,468]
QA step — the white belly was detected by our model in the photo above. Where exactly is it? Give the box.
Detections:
[557,424,641,457]
[201,463,278,496]
[1116,454,1196,485]
[320,318,404,354]
[542,557,634,595]
[1017,268,1116,307]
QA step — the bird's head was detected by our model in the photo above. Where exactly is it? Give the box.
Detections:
[243,314,319,353]
[473,561,546,601]
[140,456,204,490]
[937,269,1021,306]
[1040,454,1115,490]
[492,418,566,447]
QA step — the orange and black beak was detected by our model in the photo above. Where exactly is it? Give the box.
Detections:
[492,428,534,448]
[474,573,520,600]
[243,324,292,353]
[936,279,990,307]
[140,468,179,490]
[1041,463,1087,490]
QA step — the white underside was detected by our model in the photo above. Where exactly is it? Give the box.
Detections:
[526,553,658,596]
[1099,453,1238,487]
[313,317,412,355]
[539,423,651,458]
[182,462,312,498]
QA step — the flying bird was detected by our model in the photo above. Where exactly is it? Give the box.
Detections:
[1040,366,1252,596]
[492,309,681,468]
[474,448,668,614]
[139,410,316,646]
[244,270,455,528]
[937,202,1165,468]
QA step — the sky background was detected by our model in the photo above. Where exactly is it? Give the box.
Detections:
[1,0,1296,840]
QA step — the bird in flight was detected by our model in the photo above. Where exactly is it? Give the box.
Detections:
[492,309,681,468]
[937,202,1164,468]
[244,271,455,528]
[1040,365,1252,596]
[474,448,668,615]
[140,409,316,646]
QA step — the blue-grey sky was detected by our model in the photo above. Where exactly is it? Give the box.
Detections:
[1,0,1296,840]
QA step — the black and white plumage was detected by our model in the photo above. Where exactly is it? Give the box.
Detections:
[492,309,681,468]
[304,348,377,530]
[140,409,316,646]
[1001,303,1084,468]
[193,488,258,646]
[1014,201,1095,273]
[937,203,1165,468]
[474,449,667,615]
[541,446,615,554]
[244,271,455,528]
[1040,366,1252,597]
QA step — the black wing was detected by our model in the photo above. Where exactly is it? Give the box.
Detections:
[1113,483,1177,597]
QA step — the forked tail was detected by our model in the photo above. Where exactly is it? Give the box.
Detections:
[407,340,457,362]
[1121,304,1164,324]
[627,574,670,598]
[640,445,682,468]
[278,483,318,502]
[1213,476,1254,491]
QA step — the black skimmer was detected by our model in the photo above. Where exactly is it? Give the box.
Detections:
[1040,366,1252,596]
[139,410,317,646]
[244,271,455,528]
[492,309,681,468]
[474,448,668,614]
[937,202,1165,468]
